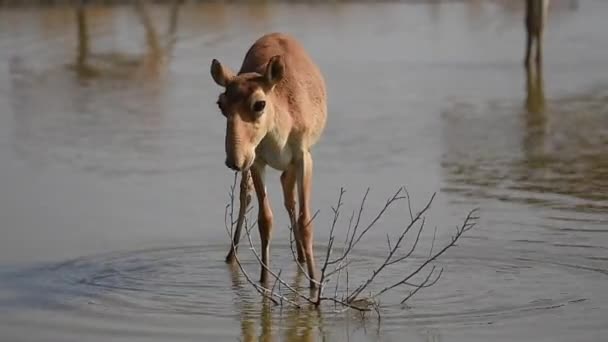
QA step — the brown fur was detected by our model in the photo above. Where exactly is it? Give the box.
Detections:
[211,33,327,288]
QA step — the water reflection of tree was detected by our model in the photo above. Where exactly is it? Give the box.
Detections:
[7,2,180,176]
[73,0,182,80]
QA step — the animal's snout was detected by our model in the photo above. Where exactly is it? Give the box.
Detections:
[225,158,241,171]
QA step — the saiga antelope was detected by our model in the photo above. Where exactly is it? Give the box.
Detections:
[525,0,550,68]
[210,33,327,288]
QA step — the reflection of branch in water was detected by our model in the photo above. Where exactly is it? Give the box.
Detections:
[72,0,182,80]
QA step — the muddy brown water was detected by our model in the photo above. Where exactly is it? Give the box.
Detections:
[0,1,607,341]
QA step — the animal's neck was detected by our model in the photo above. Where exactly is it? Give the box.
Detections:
[263,108,290,149]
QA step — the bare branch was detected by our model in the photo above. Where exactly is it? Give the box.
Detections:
[316,188,345,303]
[328,188,406,267]
[400,266,443,304]
[404,188,414,222]
[346,193,436,303]
[223,182,479,314]
[384,216,426,267]
[374,208,478,299]
[429,225,438,258]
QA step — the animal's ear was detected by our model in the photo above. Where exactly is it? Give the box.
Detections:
[210,59,234,87]
[264,55,285,87]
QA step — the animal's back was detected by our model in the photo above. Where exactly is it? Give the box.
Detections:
[239,33,327,147]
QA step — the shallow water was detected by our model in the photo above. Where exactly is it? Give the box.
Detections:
[0,1,607,341]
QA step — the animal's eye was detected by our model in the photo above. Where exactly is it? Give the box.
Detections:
[252,100,266,113]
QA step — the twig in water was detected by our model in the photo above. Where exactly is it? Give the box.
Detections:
[223,183,479,314]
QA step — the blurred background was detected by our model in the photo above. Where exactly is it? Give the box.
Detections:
[0,1,606,341]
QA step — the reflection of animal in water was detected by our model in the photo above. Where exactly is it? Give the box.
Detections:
[211,33,328,289]
[228,264,323,342]
[525,64,546,115]
[72,0,182,80]
[522,51,548,161]
[524,0,550,68]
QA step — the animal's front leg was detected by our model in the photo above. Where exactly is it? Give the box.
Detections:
[251,164,274,285]
[296,150,318,289]
[524,26,533,68]
[226,170,253,263]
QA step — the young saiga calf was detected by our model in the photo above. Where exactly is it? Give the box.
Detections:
[210,33,327,289]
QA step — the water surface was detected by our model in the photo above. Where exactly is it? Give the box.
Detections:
[0,1,607,341]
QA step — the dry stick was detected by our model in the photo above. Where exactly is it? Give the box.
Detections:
[373,208,479,302]
[393,228,442,289]
[384,216,426,267]
[316,188,346,304]
[227,173,236,237]
[226,184,478,312]
[404,188,414,222]
[346,193,436,303]
[429,225,438,258]
[328,188,407,268]
[327,189,370,267]
[402,266,444,303]
[333,206,357,303]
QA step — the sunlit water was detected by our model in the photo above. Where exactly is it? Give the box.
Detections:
[0,1,607,341]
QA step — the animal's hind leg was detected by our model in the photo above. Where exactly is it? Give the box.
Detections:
[225,171,253,263]
[281,166,306,264]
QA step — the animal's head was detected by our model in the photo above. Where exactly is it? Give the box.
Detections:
[210,55,285,171]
